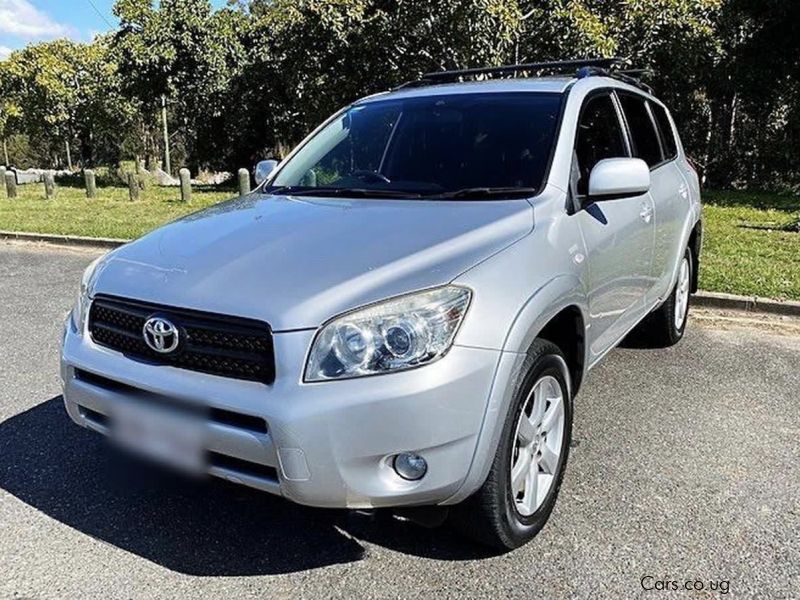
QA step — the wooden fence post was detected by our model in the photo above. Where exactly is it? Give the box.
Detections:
[238,168,250,196]
[44,171,55,199]
[179,168,191,203]
[127,172,139,201]
[5,172,16,199]
[85,169,97,199]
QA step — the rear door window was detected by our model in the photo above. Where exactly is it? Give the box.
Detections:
[650,102,678,160]
[574,93,628,195]
[618,93,664,168]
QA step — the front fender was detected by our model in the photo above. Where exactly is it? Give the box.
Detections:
[442,275,588,505]
[502,274,588,356]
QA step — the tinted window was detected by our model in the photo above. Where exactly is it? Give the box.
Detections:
[270,93,563,198]
[574,94,627,195]
[651,102,678,159]
[619,93,663,167]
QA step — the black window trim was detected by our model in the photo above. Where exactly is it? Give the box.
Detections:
[568,87,632,209]
[574,87,633,158]
[613,89,678,172]
[534,90,570,199]
[609,91,634,157]
[648,99,680,163]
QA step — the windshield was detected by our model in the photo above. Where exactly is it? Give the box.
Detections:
[267,92,563,199]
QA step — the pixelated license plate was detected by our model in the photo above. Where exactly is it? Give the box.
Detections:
[111,399,205,475]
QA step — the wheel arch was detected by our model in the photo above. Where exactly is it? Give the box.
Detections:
[503,275,589,395]
[666,214,702,297]
[535,305,586,396]
[687,220,702,293]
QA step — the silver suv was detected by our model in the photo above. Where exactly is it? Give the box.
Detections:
[61,60,702,550]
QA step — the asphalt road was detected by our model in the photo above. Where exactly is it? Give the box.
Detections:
[1,241,798,599]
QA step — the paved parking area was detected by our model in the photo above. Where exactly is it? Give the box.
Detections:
[1,241,798,599]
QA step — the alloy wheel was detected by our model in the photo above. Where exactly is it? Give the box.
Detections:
[674,256,691,330]
[510,375,565,517]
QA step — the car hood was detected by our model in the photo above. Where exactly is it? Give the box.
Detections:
[92,193,533,330]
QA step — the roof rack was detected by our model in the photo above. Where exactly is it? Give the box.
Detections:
[393,57,654,94]
[420,58,622,82]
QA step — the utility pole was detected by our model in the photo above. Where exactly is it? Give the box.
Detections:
[161,95,171,175]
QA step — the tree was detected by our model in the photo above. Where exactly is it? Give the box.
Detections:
[1,0,799,189]
[702,0,800,188]
[112,0,250,172]
[238,0,524,149]
[0,39,132,168]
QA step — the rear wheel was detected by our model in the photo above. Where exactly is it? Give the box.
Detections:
[629,247,692,348]
[449,340,573,550]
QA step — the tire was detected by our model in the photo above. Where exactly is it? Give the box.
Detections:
[449,339,573,551]
[628,247,693,348]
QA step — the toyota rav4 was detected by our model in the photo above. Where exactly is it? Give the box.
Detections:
[61,59,702,550]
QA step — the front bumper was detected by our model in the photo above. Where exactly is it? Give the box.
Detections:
[60,317,502,509]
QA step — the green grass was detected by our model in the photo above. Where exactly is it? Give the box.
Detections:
[0,183,232,239]
[1,183,798,300]
[701,190,800,300]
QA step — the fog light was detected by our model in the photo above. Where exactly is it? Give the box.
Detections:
[393,452,427,481]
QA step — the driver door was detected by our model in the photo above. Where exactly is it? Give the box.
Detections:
[572,92,655,362]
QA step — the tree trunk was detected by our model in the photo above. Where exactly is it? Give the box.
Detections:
[79,128,94,168]
[65,139,73,171]
[705,93,737,188]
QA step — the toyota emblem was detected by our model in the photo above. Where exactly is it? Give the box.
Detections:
[142,316,180,354]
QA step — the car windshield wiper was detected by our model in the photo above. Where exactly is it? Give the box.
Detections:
[270,187,422,199]
[429,187,539,200]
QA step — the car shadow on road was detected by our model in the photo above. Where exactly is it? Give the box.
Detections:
[0,397,491,576]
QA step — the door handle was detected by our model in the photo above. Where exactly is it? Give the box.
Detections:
[640,203,653,223]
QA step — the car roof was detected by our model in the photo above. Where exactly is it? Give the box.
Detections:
[356,75,662,107]
[355,76,575,104]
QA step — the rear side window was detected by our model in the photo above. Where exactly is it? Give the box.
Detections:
[650,102,678,160]
[618,93,663,168]
[574,94,627,195]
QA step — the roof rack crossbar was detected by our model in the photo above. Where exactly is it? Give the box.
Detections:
[420,58,622,82]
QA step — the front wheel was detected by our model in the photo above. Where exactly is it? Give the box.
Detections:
[449,340,573,550]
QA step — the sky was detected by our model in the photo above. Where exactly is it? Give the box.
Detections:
[0,0,228,60]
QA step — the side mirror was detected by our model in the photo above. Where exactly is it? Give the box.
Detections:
[588,158,650,200]
[254,159,279,186]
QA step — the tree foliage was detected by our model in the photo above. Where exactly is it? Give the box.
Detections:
[0,38,133,166]
[0,0,797,189]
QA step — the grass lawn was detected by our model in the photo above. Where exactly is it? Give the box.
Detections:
[0,182,232,239]
[0,183,798,300]
[701,190,799,300]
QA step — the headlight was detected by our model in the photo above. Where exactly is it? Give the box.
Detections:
[305,286,472,382]
[71,256,103,335]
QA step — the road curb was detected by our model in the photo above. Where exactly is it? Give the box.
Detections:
[0,230,128,249]
[693,291,800,317]
[2,230,799,317]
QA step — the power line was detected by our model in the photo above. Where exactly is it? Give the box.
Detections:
[86,0,115,30]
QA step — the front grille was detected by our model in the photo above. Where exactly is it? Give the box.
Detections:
[88,295,275,384]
